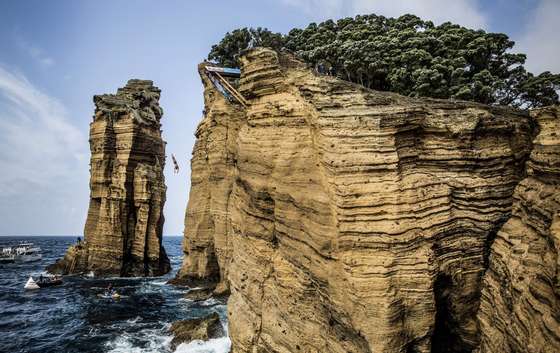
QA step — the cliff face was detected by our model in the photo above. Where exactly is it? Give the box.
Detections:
[476,107,560,353]
[49,79,170,277]
[178,48,557,352]
[172,64,245,292]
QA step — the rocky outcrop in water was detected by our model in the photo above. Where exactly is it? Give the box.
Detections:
[177,48,558,352]
[184,287,214,302]
[48,79,170,277]
[476,106,560,353]
[169,313,224,350]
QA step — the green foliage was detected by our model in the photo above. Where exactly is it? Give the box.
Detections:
[208,14,559,108]
[208,27,284,68]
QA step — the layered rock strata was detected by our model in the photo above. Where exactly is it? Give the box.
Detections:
[169,313,225,350]
[178,48,544,352]
[476,106,560,353]
[173,64,245,293]
[48,79,170,277]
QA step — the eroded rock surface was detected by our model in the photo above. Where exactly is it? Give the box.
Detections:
[177,48,547,353]
[173,64,245,293]
[48,79,170,277]
[169,313,224,350]
[477,106,560,353]
[184,287,214,302]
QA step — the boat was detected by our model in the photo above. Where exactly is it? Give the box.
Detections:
[13,242,42,262]
[0,248,15,263]
[24,275,63,290]
[97,292,122,300]
[36,275,63,288]
[1,242,42,263]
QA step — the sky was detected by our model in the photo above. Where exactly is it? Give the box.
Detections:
[0,0,558,236]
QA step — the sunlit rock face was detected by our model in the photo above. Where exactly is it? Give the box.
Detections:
[172,64,245,293]
[476,106,560,353]
[48,79,170,277]
[177,48,557,353]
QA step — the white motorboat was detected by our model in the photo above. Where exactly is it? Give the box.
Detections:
[0,248,15,263]
[14,242,42,262]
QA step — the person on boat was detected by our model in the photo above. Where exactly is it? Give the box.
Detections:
[105,283,118,297]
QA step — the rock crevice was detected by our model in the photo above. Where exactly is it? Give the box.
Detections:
[476,106,560,353]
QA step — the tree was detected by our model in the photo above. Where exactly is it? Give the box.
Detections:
[208,27,284,68]
[207,14,559,109]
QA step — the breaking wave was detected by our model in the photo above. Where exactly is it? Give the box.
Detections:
[175,337,231,353]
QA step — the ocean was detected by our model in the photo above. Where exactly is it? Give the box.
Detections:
[0,236,230,353]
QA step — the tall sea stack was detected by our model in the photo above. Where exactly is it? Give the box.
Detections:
[48,79,170,277]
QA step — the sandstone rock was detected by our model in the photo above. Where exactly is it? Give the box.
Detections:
[168,312,224,350]
[48,79,170,277]
[178,48,540,352]
[184,287,214,302]
[476,106,560,353]
[173,63,245,291]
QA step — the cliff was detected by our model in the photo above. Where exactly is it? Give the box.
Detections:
[476,106,560,353]
[172,64,244,292]
[177,48,558,352]
[48,79,170,277]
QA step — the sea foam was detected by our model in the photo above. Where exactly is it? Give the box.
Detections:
[174,336,231,353]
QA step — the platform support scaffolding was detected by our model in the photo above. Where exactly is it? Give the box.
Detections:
[205,66,248,108]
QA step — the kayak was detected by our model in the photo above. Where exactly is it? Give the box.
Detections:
[97,293,124,299]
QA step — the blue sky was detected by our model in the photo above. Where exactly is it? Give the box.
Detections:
[0,0,558,236]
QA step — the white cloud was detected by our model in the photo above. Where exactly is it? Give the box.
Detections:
[280,0,487,29]
[515,0,560,74]
[16,36,56,68]
[0,66,87,197]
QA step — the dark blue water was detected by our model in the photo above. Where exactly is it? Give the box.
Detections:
[0,236,230,353]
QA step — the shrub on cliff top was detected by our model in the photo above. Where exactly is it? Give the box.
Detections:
[208,14,559,109]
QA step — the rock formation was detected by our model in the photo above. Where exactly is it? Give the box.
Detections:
[177,48,558,352]
[169,313,225,350]
[48,79,170,277]
[172,63,245,293]
[476,106,560,353]
[184,287,214,302]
